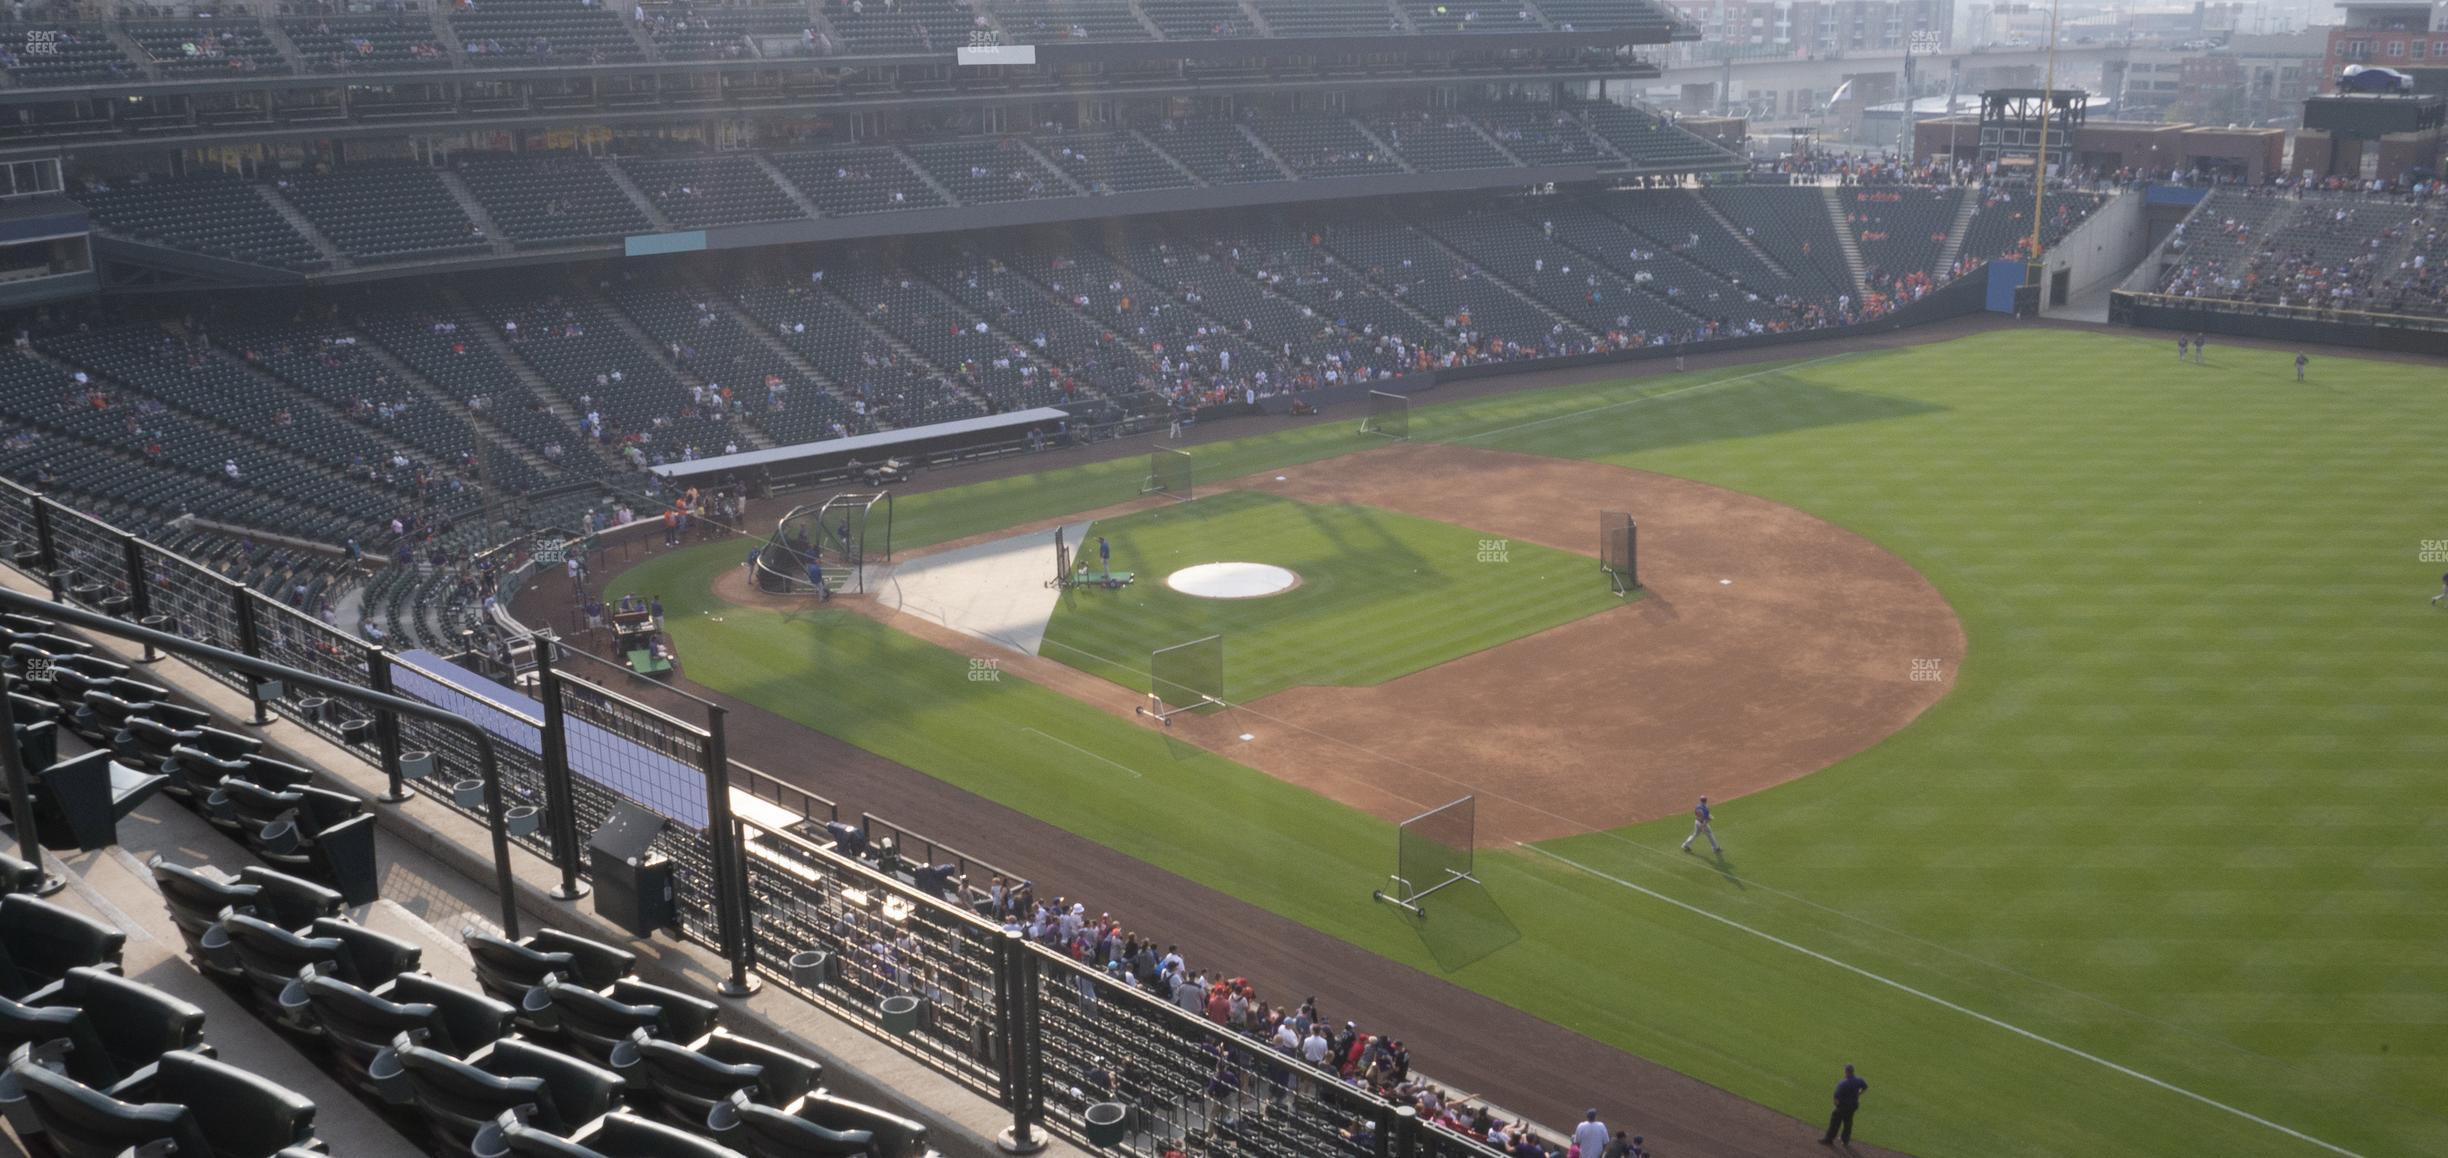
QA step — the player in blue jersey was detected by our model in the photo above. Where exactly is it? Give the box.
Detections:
[1681,795,1720,854]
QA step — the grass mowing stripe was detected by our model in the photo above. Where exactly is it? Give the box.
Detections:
[1020,727,1144,779]
[1521,844,2367,1158]
[1444,352,1864,445]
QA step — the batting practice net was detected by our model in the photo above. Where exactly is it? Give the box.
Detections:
[1599,509,1637,597]
[754,494,893,595]
[1361,390,1411,440]
[1142,446,1193,502]
[1373,796,1478,918]
[1135,633,1223,725]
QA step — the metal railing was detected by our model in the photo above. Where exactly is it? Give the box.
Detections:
[0,476,1513,1158]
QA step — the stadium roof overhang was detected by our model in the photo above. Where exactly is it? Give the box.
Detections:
[0,60,1665,160]
[0,28,1680,110]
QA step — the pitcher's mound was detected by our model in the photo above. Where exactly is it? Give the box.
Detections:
[1166,562,1301,599]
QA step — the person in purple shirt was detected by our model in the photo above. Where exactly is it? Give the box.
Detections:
[1820,1063,1869,1147]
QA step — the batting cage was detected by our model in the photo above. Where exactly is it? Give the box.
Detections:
[1142,446,1193,503]
[1599,509,1638,597]
[1360,390,1411,441]
[755,494,893,595]
[1135,633,1223,725]
[1373,796,1479,918]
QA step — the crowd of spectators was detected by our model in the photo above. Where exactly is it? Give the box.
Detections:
[2157,185,2445,320]
[981,880,1649,1156]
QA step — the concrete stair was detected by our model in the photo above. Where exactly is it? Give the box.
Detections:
[1691,190,1793,277]
[1233,124,1299,182]
[1820,186,1871,296]
[1129,128,1209,186]
[598,158,674,230]
[751,152,825,220]
[1933,188,1980,274]
[436,168,518,256]
[1347,117,1417,173]
[254,184,351,270]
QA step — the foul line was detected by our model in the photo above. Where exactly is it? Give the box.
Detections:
[1020,727,1143,779]
[1520,844,2364,1158]
[1449,353,1861,445]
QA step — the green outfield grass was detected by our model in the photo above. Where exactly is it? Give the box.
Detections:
[616,330,2446,1158]
[1039,490,1625,702]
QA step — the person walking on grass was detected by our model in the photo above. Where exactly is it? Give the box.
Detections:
[2432,570,2448,608]
[2177,334,2189,361]
[2193,333,2207,363]
[1098,534,1112,581]
[1820,1063,1868,1147]
[1681,795,1720,854]
[2296,351,2308,381]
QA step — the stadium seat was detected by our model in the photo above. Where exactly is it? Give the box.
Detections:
[468,927,639,1008]
[295,969,516,1097]
[10,737,165,851]
[0,894,126,999]
[483,1108,750,1158]
[394,1037,626,1151]
[611,1027,821,1128]
[219,913,422,1018]
[9,1048,322,1158]
[528,975,721,1065]
[0,848,40,895]
[1,967,208,1091]
[711,1096,882,1158]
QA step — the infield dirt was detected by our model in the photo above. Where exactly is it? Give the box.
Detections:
[714,441,1965,844]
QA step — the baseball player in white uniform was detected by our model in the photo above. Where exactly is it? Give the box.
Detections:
[1681,795,1721,854]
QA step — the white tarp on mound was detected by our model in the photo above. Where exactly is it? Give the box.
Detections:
[871,520,1093,656]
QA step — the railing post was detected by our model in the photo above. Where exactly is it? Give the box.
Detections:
[992,930,1046,1154]
[119,532,157,663]
[1373,1102,1398,1158]
[367,646,412,803]
[1388,1105,1418,1158]
[29,497,62,600]
[702,704,758,997]
[528,633,590,902]
[0,674,64,896]
[230,584,274,726]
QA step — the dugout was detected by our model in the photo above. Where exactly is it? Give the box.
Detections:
[649,408,1076,495]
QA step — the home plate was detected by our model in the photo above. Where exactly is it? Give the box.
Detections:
[1720,579,1733,585]
[1240,733,1256,741]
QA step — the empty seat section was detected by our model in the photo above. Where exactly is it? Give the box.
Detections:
[768,147,946,216]
[459,155,654,246]
[617,154,801,228]
[1362,110,1511,171]
[279,162,488,261]
[452,0,644,66]
[77,174,323,271]
[1246,115,1403,178]
[1038,131,1191,193]
[1139,120,1284,185]
[905,139,1069,204]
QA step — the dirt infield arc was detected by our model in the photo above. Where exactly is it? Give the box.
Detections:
[1176,443,1966,844]
[724,443,1966,846]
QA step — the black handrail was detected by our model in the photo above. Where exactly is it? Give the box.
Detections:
[0,587,528,937]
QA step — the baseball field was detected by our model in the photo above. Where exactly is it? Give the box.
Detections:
[609,328,2443,1158]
